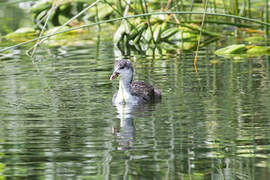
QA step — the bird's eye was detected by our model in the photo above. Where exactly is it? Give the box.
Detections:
[119,66,124,69]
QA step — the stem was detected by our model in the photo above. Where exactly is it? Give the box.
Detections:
[194,0,209,72]
[248,0,251,18]
[142,0,155,43]
[266,0,269,39]
[234,0,239,16]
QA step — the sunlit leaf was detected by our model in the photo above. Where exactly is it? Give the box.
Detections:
[215,44,247,55]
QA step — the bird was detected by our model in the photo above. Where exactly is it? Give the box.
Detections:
[110,60,161,105]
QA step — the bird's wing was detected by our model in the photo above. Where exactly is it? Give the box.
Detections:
[131,81,155,102]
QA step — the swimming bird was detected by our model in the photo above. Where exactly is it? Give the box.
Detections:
[110,60,161,105]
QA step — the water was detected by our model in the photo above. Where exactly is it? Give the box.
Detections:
[2,1,270,179]
[1,42,270,179]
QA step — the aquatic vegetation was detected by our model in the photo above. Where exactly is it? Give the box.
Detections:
[215,44,270,57]
[1,0,270,56]
[5,27,37,42]
[113,17,220,55]
[31,0,116,28]
[215,44,247,55]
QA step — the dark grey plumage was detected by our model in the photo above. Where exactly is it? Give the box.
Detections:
[131,81,161,102]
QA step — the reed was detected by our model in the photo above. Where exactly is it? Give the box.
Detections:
[194,0,209,72]
[265,0,269,38]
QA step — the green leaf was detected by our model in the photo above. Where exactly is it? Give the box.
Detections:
[215,44,247,55]
[153,24,161,42]
[31,1,51,14]
[161,27,179,39]
[244,36,265,43]
[247,46,270,55]
[5,27,37,41]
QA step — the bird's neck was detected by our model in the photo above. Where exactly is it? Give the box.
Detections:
[119,77,132,94]
[115,70,135,104]
[117,77,134,104]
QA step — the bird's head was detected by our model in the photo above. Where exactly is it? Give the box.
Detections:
[110,60,134,82]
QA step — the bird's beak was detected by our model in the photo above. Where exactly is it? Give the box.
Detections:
[110,71,119,80]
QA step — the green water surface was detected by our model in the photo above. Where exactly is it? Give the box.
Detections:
[1,1,270,180]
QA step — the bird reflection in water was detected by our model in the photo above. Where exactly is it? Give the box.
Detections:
[112,103,136,150]
[112,103,160,150]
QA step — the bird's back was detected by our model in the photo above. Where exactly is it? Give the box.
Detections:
[131,81,161,103]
